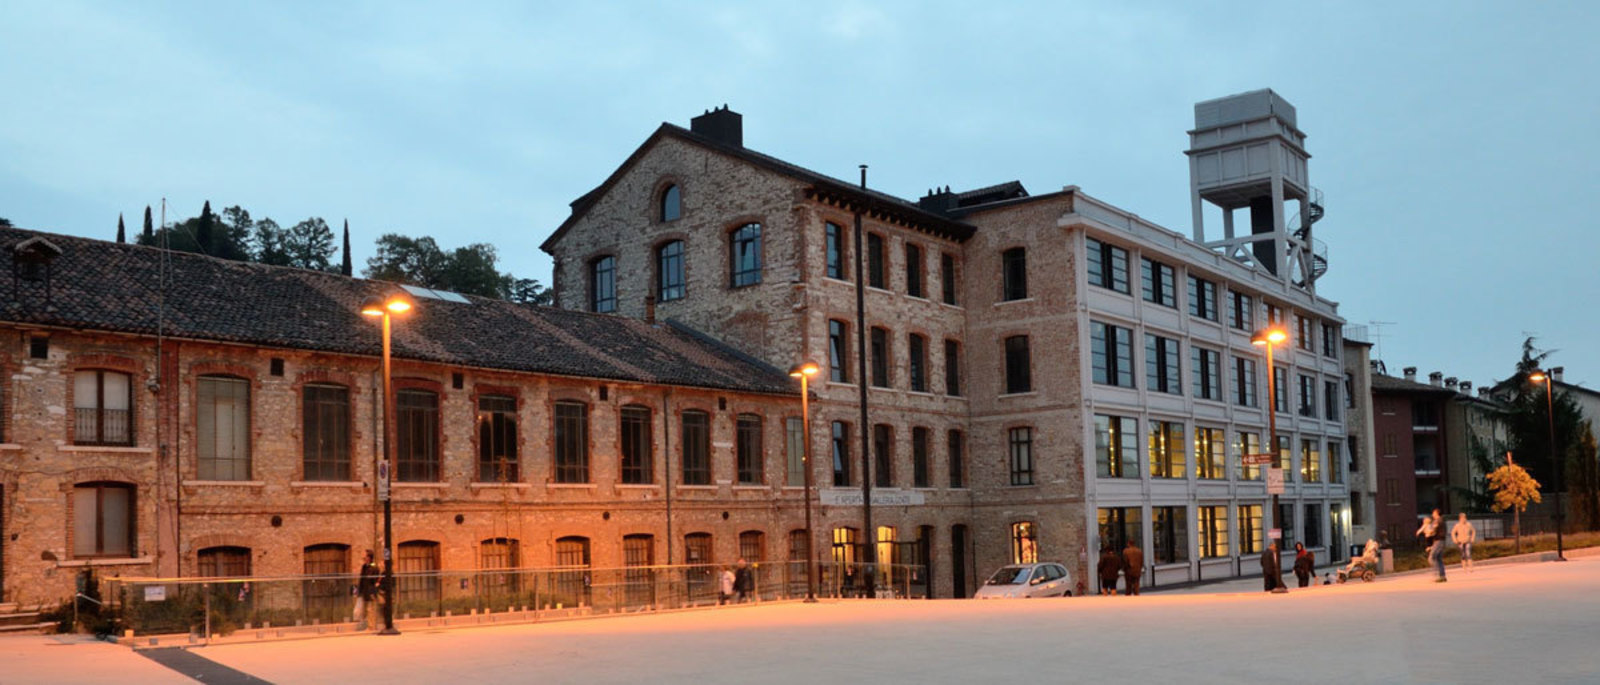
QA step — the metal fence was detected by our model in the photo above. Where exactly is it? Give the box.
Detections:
[107,560,928,639]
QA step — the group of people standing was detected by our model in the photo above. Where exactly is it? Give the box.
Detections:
[718,559,756,604]
[1096,541,1144,595]
[1417,509,1478,582]
[1259,541,1317,591]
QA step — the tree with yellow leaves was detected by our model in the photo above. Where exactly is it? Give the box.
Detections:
[1488,453,1543,553]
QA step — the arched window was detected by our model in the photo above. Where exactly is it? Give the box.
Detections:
[477,395,518,483]
[590,255,616,313]
[729,223,762,287]
[303,383,350,481]
[681,410,711,485]
[197,375,250,481]
[303,543,350,613]
[739,530,765,562]
[198,545,251,577]
[73,481,134,558]
[480,537,521,597]
[74,369,132,445]
[620,405,653,484]
[656,240,685,301]
[397,540,441,605]
[735,413,763,485]
[623,534,655,604]
[684,532,714,598]
[553,401,589,483]
[660,184,681,222]
[396,389,440,482]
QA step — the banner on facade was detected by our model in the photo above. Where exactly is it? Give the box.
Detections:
[1242,453,1275,466]
[819,488,926,507]
[1266,467,1285,494]
[378,460,391,502]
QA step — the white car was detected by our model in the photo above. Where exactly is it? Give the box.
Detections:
[973,562,1073,599]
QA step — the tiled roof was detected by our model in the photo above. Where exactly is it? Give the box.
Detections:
[1,227,796,396]
[1371,374,1458,395]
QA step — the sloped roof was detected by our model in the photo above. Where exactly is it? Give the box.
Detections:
[1,227,796,396]
[540,123,976,253]
[1371,373,1458,395]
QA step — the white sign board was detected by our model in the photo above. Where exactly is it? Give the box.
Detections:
[144,585,167,602]
[378,460,391,502]
[818,488,926,507]
[1269,528,1282,540]
[1266,467,1285,495]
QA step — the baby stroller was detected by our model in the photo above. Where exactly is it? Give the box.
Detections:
[1337,557,1378,583]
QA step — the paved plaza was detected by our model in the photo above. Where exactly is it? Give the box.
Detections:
[4,556,1597,684]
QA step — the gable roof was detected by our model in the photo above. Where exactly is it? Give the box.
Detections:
[539,123,976,253]
[0,227,796,396]
[1371,373,1459,395]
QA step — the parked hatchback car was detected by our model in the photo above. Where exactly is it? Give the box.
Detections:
[973,562,1073,599]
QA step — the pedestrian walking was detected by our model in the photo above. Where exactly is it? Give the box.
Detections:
[1261,542,1284,592]
[1452,513,1477,573]
[1097,546,1122,596]
[1121,540,1144,596]
[1292,542,1314,588]
[1417,508,1447,582]
[734,559,754,603]
[355,549,379,631]
[719,566,736,605]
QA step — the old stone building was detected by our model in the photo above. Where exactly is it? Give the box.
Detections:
[543,90,1352,594]
[0,227,811,607]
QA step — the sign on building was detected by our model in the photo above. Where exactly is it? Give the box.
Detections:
[818,488,926,507]
[378,460,391,502]
[1266,467,1285,495]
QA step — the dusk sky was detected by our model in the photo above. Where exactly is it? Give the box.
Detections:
[3,1,1594,390]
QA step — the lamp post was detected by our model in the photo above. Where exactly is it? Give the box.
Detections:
[361,293,412,635]
[1252,325,1289,592]
[1528,370,1565,561]
[789,362,821,602]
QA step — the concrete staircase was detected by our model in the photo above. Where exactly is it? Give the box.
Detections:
[0,603,58,635]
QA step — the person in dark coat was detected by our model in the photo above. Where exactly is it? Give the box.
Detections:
[355,549,380,631]
[1121,541,1144,596]
[1292,542,1314,587]
[1262,542,1283,592]
[734,559,755,603]
[1097,546,1122,595]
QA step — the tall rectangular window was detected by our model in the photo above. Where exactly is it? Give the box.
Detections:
[1152,506,1189,564]
[1233,357,1258,407]
[1303,504,1323,548]
[870,327,890,388]
[1094,414,1138,478]
[872,424,893,488]
[681,410,711,485]
[730,223,763,287]
[620,405,653,485]
[396,389,439,482]
[912,427,930,488]
[1098,507,1141,556]
[947,429,965,488]
[1324,380,1341,421]
[905,243,925,298]
[1187,275,1218,321]
[74,370,132,446]
[477,394,519,482]
[1192,346,1221,400]
[1298,374,1316,417]
[1195,427,1225,480]
[1301,438,1322,483]
[1145,334,1181,395]
[1328,440,1345,484]
[1091,322,1134,387]
[1265,303,1283,325]
[1008,427,1034,486]
[1140,258,1176,307]
[825,222,845,280]
[1276,434,1292,478]
[908,334,928,392]
[1004,335,1031,394]
[302,383,350,481]
[656,240,685,301]
[590,255,616,313]
[1237,431,1262,480]
[867,233,886,289]
[197,376,250,481]
[1322,322,1340,357]
[736,414,763,485]
[1230,291,1254,331]
[1148,420,1185,479]
[785,417,805,487]
[1297,315,1314,351]
[1239,504,1263,554]
[1274,367,1289,413]
[1085,237,1130,293]
[943,339,961,396]
[73,482,134,558]
[1199,505,1229,559]
[941,253,958,305]
[828,320,849,383]
[1001,247,1027,301]
[831,421,851,487]
[553,401,589,484]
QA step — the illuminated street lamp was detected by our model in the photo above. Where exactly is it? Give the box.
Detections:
[1252,325,1289,592]
[361,292,412,634]
[789,361,821,602]
[1528,370,1565,561]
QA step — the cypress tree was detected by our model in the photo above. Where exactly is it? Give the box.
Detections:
[197,201,214,253]
[116,214,126,243]
[341,219,353,276]
[142,206,154,242]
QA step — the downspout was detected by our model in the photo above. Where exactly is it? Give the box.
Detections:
[663,387,673,565]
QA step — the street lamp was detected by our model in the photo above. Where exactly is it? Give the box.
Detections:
[361,292,412,635]
[789,361,821,602]
[1528,370,1565,561]
[1252,325,1289,592]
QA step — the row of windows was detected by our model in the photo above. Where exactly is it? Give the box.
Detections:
[1084,237,1342,358]
[827,321,963,396]
[1093,414,1345,484]
[1098,502,1342,564]
[828,423,967,489]
[824,222,961,306]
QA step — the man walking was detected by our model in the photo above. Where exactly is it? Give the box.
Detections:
[1261,542,1284,592]
[355,549,380,631]
[734,559,754,603]
[1452,513,1477,573]
[1121,540,1144,596]
[1417,509,1446,582]
[1097,546,1122,596]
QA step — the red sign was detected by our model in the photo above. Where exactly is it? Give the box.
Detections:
[1242,453,1275,466]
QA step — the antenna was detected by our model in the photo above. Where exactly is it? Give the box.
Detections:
[1367,320,1396,363]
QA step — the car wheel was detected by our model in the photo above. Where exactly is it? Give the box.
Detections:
[1061,590,1071,597]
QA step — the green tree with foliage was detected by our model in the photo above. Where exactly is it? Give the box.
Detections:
[508,277,552,305]
[251,218,290,266]
[364,233,551,304]
[1498,338,1585,496]
[1572,421,1599,531]
[284,217,336,271]
[138,201,251,261]
[0,217,12,228]
[1489,454,1542,553]
[340,220,352,277]
[142,207,153,242]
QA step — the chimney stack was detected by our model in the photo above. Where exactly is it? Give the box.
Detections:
[1460,381,1472,395]
[1429,371,1443,387]
[1479,387,1493,398]
[1553,366,1564,383]
[690,105,743,147]
[1445,376,1458,390]
[644,295,656,325]
[1404,367,1417,382]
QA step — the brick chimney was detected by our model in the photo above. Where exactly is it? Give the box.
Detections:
[1429,371,1443,386]
[690,105,742,147]
[644,295,656,325]
[1403,367,1417,382]
[1553,366,1564,383]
